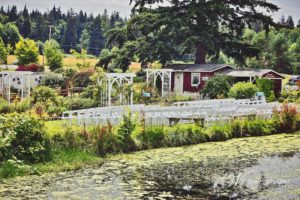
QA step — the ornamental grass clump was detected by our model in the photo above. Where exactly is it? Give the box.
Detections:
[273,103,298,133]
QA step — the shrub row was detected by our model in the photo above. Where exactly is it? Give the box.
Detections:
[50,104,299,157]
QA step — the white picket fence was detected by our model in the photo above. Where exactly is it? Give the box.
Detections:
[62,99,277,126]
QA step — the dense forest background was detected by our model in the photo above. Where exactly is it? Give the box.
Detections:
[0,4,300,74]
[0,5,126,55]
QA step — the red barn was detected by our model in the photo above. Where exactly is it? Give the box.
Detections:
[164,64,234,95]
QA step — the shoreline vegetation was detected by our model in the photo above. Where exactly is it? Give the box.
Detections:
[0,103,299,179]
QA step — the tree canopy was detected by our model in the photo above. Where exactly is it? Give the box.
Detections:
[105,0,280,67]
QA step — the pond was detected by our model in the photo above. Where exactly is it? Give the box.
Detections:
[1,134,300,200]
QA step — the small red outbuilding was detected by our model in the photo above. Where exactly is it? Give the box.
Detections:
[164,64,234,95]
[163,64,284,96]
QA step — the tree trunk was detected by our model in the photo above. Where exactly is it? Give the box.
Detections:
[195,44,207,64]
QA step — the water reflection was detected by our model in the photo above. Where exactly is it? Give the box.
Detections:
[0,152,299,199]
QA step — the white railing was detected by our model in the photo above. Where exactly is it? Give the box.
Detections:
[62,99,275,126]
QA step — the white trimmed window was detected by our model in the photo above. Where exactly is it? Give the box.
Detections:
[191,73,201,86]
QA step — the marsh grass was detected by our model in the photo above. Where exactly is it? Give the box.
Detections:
[35,149,101,173]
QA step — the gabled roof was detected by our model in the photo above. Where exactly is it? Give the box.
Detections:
[224,69,284,79]
[164,64,235,72]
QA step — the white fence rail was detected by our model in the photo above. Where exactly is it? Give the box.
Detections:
[62,99,277,126]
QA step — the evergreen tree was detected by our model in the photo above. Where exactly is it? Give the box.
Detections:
[116,0,280,65]
[88,15,104,55]
[286,16,295,28]
[62,8,78,52]
[279,15,285,25]
[31,14,48,41]
[18,6,31,38]
[79,28,90,50]
[7,5,18,22]
[297,20,300,28]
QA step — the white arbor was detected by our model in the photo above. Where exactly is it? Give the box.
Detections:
[0,71,34,103]
[145,69,173,97]
[98,73,136,107]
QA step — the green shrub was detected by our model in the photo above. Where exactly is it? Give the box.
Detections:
[163,125,208,146]
[47,105,67,117]
[44,39,64,71]
[0,114,51,163]
[31,86,58,105]
[50,127,90,151]
[242,118,274,136]
[64,97,97,110]
[207,124,231,141]
[42,74,66,89]
[0,158,38,178]
[201,75,232,99]
[0,99,13,114]
[133,126,165,149]
[228,82,258,99]
[230,119,244,138]
[116,112,136,152]
[14,98,31,113]
[256,78,274,101]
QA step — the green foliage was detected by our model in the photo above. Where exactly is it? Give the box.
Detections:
[0,99,14,114]
[70,49,90,68]
[116,111,136,152]
[0,114,51,163]
[94,123,117,156]
[14,98,31,113]
[133,126,165,149]
[228,82,258,99]
[207,125,232,141]
[42,74,66,89]
[243,28,300,73]
[0,23,21,47]
[201,75,232,99]
[31,86,58,105]
[111,0,279,65]
[256,78,274,101]
[242,118,275,136]
[273,104,298,133]
[64,97,97,110]
[164,125,208,146]
[0,158,38,178]
[46,105,67,117]
[44,39,64,71]
[0,38,9,64]
[88,15,104,56]
[14,38,39,65]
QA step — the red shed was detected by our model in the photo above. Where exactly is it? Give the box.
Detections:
[164,64,234,94]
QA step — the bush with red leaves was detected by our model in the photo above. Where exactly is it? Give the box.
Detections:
[16,64,40,72]
[273,103,298,133]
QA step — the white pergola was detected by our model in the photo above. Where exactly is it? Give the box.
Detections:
[0,71,33,103]
[145,69,173,97]
[98,73,136,107]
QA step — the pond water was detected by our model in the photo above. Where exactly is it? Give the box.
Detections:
[1,135,300,200]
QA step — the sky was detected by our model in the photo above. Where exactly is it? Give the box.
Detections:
[0,0,300,22]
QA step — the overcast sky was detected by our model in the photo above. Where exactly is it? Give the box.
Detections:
[1,0,299,22]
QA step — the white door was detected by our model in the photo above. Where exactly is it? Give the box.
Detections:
[174,73,184,94]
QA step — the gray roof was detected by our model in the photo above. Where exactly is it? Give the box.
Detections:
[224,69,284,78]
[164,64,234,72]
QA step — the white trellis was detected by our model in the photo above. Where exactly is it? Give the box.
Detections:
[0,71,34,103]
[98,73,136,107]
[146,69,173,97]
